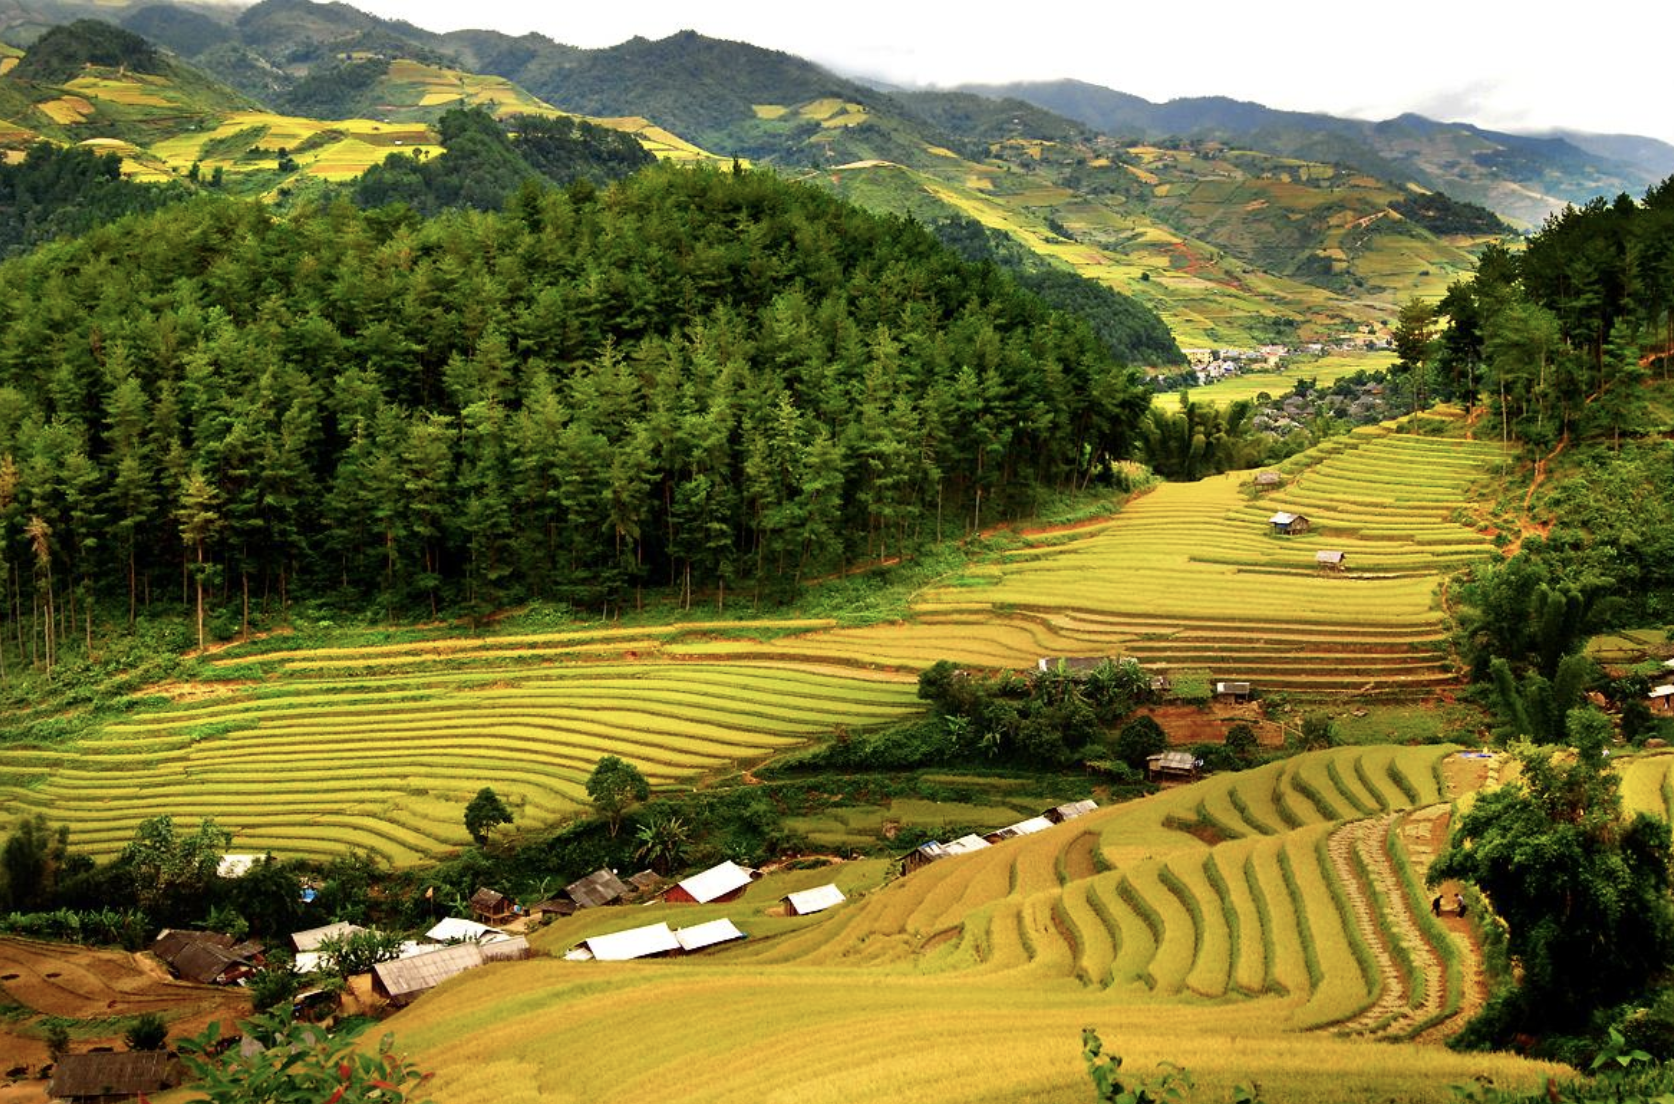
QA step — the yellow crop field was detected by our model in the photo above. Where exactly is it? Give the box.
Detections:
[36,96,94,124]
[378,752,1565,1103]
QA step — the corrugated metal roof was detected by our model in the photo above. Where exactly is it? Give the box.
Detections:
[673,860,756,904]
[674,918,745,952]
[582,922,681,961]
[1002,816,1054,837]
[375,943,484,1002]
[784,884,847,915]
[942,834,991,856]
[1652,685,1674,698]
[1215,681,1252,695]
[1316,550,1345,564]
[173,940,249,984]
[1269,511,1297,525]
[566,868,630,908]
[425,917,507,944]
[469,887,508,910]
[291,921,364,952]
[50,1052,178,1098]
[1052,799,1099,821]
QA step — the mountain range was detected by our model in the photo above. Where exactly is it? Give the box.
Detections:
[0,0,1670,348]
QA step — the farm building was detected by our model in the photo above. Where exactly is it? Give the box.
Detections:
[900,833,992,874]
[372,935,529,1007]
[1651,685,1674,712]
[49,1052,180,1104]
[529,897,576,920]
[627,869,665,898]
[1253,470,1283,490]
[783,884,847,916]
[425,917,508,944]
[172,939,259,985]
[1150,672,1172,692]
[675,918,746,953]
[150,928,232,962]
[985,815,1054,843]
[664,860,758,905]
[1045,799,1098,823]
[1215,681,1253,704]
[469,886,517,924]
[291,921,363,953]
[1316,550,1347,571]
[566,868,631,908]
[1269,511,1311,535]
[568,921,681,962]
[1147,750,1200,781]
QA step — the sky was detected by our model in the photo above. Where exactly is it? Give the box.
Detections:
[342,0,1674,145]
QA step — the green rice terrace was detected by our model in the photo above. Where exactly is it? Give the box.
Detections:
[0,418,1510,866]
[383,744,1595,1104]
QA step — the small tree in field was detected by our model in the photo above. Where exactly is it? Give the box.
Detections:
[463,787,513,845]
[587,756,649,836]
[1113,716,1167,770]
[124,1012,168,1051]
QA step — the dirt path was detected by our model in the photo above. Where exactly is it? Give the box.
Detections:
[1505,435,1566,557]
[1325,799,1487,1042]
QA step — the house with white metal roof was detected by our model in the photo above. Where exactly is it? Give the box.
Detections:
[425,917,508,944]
[664,860,757,904]
[674,918,745,952]
[570,922,682,962]
[290,921,364,953]
[783,884,847,916]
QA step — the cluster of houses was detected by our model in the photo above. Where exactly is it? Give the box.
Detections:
[899,798,1098,874]
[562,859,848,964]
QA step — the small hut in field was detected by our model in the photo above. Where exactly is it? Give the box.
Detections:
[1269,511,1310,535]
[783,884,847,916]
[1315,549,1347,572]
[1253,470,1283,491]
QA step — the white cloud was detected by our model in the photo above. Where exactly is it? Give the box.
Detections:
[349,1,1674,145]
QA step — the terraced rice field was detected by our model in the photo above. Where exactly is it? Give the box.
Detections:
[680,423,1504,694]
[385,747,1566,1103]
[0,661,918,865]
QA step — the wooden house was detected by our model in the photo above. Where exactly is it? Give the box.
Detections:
[528,897,576,921]
[1315,549,1347,572]
[469,886,517,925]
[1650,685,1674,713]
[1146,750,1200,781]
[49,1052,179,1104]
[1253,470,1283,490]
[899,834,991,874]
[172,940,258,985]
[1269,511,1310,535]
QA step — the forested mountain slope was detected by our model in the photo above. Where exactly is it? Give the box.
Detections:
[961,79,1663,226]
[0,163,1149,634]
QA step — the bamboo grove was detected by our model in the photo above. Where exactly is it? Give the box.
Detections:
[0,162,1151,663]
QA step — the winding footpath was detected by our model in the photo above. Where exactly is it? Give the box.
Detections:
[1325,805,1485,1041]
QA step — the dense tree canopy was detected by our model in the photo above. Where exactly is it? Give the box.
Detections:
[1431,714,1674,1036]
[0,161,1151,666]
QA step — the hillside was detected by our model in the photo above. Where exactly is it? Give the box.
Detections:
[960,78,1662,226]
[379,746,1583,1103]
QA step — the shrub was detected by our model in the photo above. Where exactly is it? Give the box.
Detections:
[1225,723,1258,758]
[1114,716,1168,769]
[124,1011,168,1051]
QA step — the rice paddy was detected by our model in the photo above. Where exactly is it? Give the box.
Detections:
[382,747,1569,1103]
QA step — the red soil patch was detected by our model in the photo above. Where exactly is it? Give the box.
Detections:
[0,937,250,1094]
[1139,704,1281,747]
